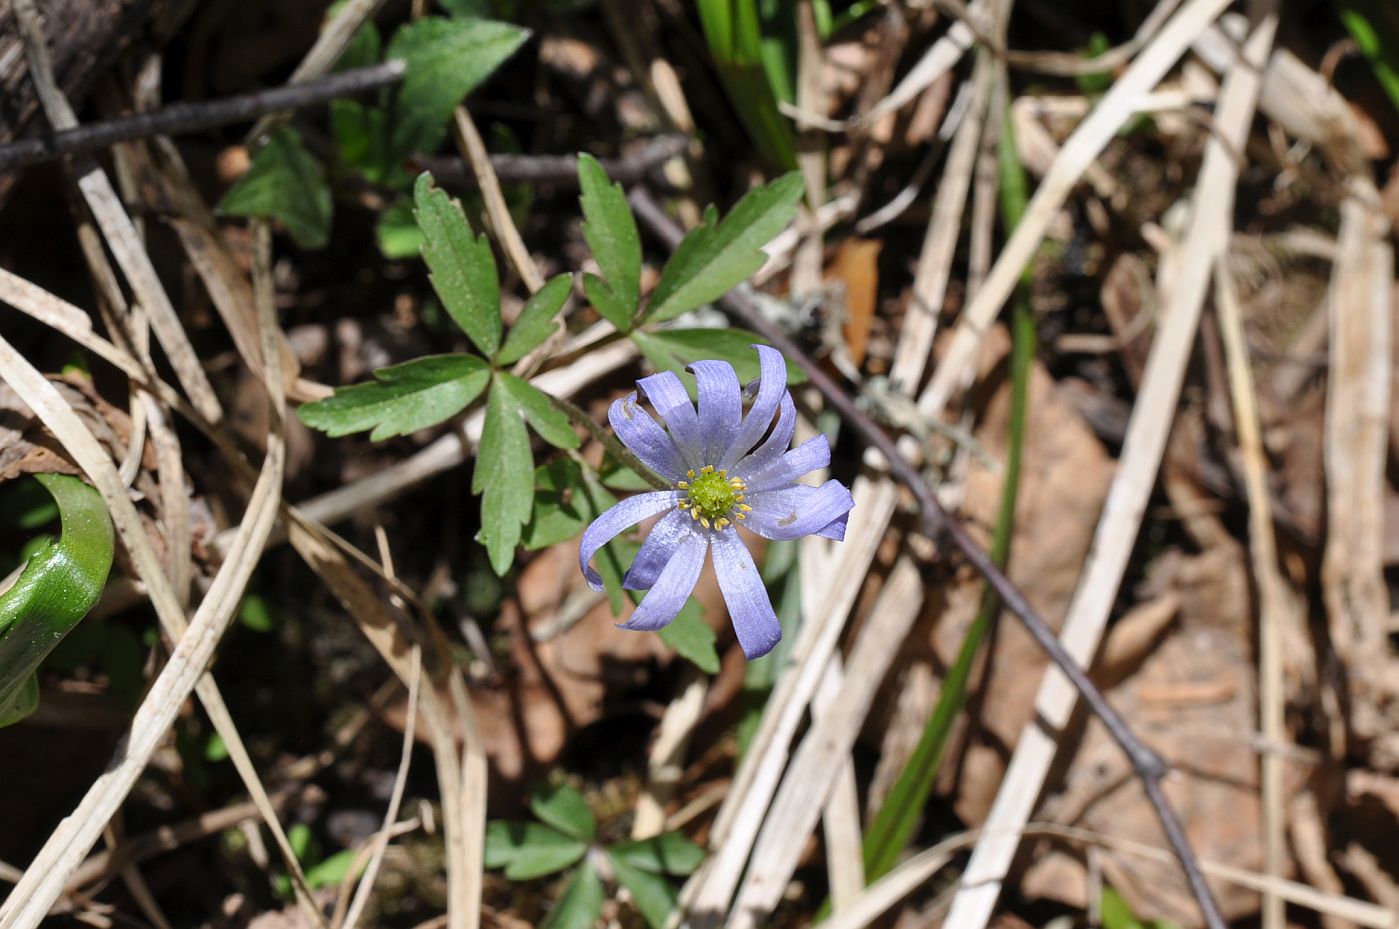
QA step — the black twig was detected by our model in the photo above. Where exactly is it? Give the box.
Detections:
[0,61,408,173]
[412,134,689,189]
[628,187,1227,929]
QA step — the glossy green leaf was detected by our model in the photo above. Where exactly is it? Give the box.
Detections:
[484,821,587,880]
[657,602,718,674]
[578,153,641,316]
[607,854,678,929]
[386,17,530,161]
[496,374,578,450]
[474,379,535,575]
[643,173,802,323]
[630,328,804,386]
[606,832,705,876]
[218,127,332,249]
[540,857,604,929]
[415,172,502,356]
[529,782,596,842]
[498,273,573,365]
[297,354,490,440]
[0,474,115,726]
[582,272,634,332]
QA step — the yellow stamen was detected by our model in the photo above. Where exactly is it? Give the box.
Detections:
[715,517,730,529]
[699,516,711,529]
[676,481,689,489]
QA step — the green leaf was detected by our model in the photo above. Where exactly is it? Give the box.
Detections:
[377,198,425,259]
[415,172,502,356]
[657,601,719,674]
[496,374,578,450]
[385,17,530,161]
[304,849,362,889]
[598,452,655,491]
[630,328,805,386]
[540,858,604,929]
[524,460,600,551]
[484,821,588,880]
[578,153,641,315]
[0,474,115,726]
[330,99,390,180]
[607,854,678,929]
[530,782,596,842]
[474,379,535,575]
[297,354,490,440]
[582,272,635,332]
[498,273,573,365]
[643,173,803,323]
[218,127,333,249]
[606,833,705,876]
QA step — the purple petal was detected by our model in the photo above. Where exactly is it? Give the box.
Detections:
[609,392,687,481]
[814,511,848,541]
[720,345,787,469]
[743,434,830,493]
[732,393,796,481]
[690,360,741,464]
[618,530,708,631]
[579,491,679,590]
[742,481,856,541]
[711,528,781,659]
[638,371,703,468]
[623,508,696,589]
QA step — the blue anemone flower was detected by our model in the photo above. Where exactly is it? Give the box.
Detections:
[579,345,855,659]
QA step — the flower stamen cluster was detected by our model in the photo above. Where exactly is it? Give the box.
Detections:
[675,466,751,529]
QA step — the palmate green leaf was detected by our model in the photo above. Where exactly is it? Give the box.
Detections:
[524,460,599,551]
[0,474,114,726]
[540,857,604,929]
[498,273,573,365]
[529,782,596,842]
[218,127,332,249]
[296,354,490,440]
[414,173,501,356]
[606,854,678,929]
[485,821,588,880]
[642,172,803,324]
[495,374,578,449]
[578,153,641,318]
[630,328,805,386]
[657,602,718,674]
[582,272,634,332]
[385,17,530,162]
[474,379,535,575]
[606,832,705,876]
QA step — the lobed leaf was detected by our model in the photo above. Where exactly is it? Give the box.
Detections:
[496,374,579,450]
[474,379,535,575]
[414,172,502,356]
[540,858,604,929]
[578,153,642,318]
[606,854,679,929]
[498,273,573,365]
[606,832,705,876]
[217,127,333,249]
[582,272,635,332]
[643,172,803,323]
[630,328,805,386]
[657,602,719,674]
[529,782,597,842]
[296,354,490,440]
[485,821,588,880]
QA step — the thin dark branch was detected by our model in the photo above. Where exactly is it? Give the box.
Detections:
[628,186,1227,929]
[413,134,689,189]
[0,61,407,173]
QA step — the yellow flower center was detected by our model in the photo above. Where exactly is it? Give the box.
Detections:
[676,466,752,530]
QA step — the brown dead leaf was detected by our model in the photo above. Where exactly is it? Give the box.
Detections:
[827,239,881,368]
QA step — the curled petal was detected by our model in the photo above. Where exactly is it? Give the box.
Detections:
[711,528,781,659]
[618,530,709,631]
[814,511,848,541]
[742,481,856,541]
[721,345,788,469]
[579,491,678,590]
[732,393,796,481]
[690,360,742,464]
[743,434,831,493]
[623,508,696,590]
[609,392,687,481]
[638,371,703,468]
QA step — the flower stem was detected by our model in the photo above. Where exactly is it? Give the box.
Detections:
[544,392,673,491]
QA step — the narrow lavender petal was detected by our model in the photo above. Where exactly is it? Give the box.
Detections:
[711,528,781,659]
[609,392,688,481]
[618,529,708,631]
[690,360,741,464]
[623,508,695,589]
[638,370,703,468]
[720,345,788,469]
[743,434,831,493]
[579,491,679,590]
[742,481,856,541]
[814,510,849,541]
[732,393,796,482]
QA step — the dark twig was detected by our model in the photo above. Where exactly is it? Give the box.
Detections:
[547,392,672,491]
[628,187,1227,929]
[0,61,407,173]
[413,134,689,189]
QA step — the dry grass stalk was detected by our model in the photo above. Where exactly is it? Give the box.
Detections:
[943,7,1276,928]
[452,106,545,293]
